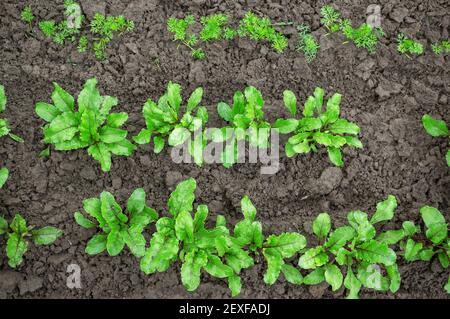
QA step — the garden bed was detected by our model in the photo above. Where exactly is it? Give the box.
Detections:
[0,0,449,298]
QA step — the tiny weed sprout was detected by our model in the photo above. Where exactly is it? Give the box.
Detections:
[397,33,424,56]
[167,15,205,60]
[90,13,134,60]
[341,21,384,54]
[273,88,362,167]
[238,11,288,53]
[216,86,271,167]
[320,5,342,33]
[35,78,136,172]
[0,214,62,268]
[299,196,400,298]
[432,40,450,55]
[0,167,8,189]
[75,189,158,257]
[422,115,450,166]
[297,24,320,63]
[133,82,208,165]
[0,84,24,142]
[200,14,230,41]
[139,178,306,296]
[399,206,449,293]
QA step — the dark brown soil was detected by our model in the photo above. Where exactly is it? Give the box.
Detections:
[0,0,449,299]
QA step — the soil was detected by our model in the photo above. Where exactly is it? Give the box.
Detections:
[0,0,449,299]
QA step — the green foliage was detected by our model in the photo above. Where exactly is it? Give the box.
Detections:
[90,13,134,60]
[216,86,271,167]
[0,167,8,189]
[397,34,424,56]
[238,11,288,53]
[200,14,230,41]
[35,78,136,172]
[167,15,205,60]
[320,5,342,33]
[0,84,24,142]
[432,40,450,55]
[77,35,88,53]
[422,115,449,167]
[273,88,362,167]
[21,6,34,24]
[75,189,158,257]
[39,21,56,38]
[133,82,207,165]
[0,214,62,268]
[297,24,319,63]
[298,195,400,298]
[341,22,384,54]
[398,206,449,293]
[139,178,305,296]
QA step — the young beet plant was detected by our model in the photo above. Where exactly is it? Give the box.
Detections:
[133,82,208,165]
[0,214,62,268]
[35,78,136,172]
[273,88,362,167]
[299,196,400,298]
[422,115,449,166]
[0,84,24,142]
[74,189,158,257]
[216,86,271,167]
[139,178,306,296]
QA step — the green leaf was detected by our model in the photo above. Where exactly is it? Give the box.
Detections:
[181,250,207,291]
[85,234,107,255]
[445,275,450,294]
[0,85,6,112]
[419,248,435,261]
[167,178,196,217]
[127,188,146,216]
[52,82,74,112]
[217,102,233,122]
[357,263,389,291]
[140,233,179,274]
[167,82,182,113]
[422,114,449,137]
[133,129,152,144]
[327,147,343,167]
[187,87,203,112]
[404,239,423,262]
[100,191,127,227]
[263,248,283,285]
[344,267,361,299]
[31,227,63,245]
[106,228,125,256]
[265,232,307,258]
[283,90,297,116]
[35,102,61,122]
[175,211,194,242]
[322,93,341,124]
[99,127,127,143]
[377,229,405,245]
[193,205,208,232]
[426,223,448,245]
[88,143,112,172]
[43,112,79,144]
[325,226,356,253]
[0,167,8,188]
[325,263,343,291]
[370,195,397,224]
[298,117,322,131]
[241,196,256,221]
[281,264,303,285]
[330,119,360,135]
[313,212,331,240]
[9,133,24,143]
[83,198,105,227]
[446,150,450,167]
[386,264,401,293]
[74,211,96,229]
[168,127,190,146]
[303,267,325,285]
[204,255,234,278]
[10,214,28,235]
[0,216,7,235]
[39,147,50,157]
[298,247,329,269]
[228,274,242,297]
[122,230,146,257]
[6,233,28,268]
[344,136,363,148]
[303,96,315,117]
[438,252,449,269]
[313,87,325,112]
[348,211,376,241]
[272,119,298,134]
[107,112,128,128]
[356,240,397,266]
[77,78,101,114]
[402,221,419,236]
[107,139,136,156]
[420,206,446,228]
[153,136,165,153]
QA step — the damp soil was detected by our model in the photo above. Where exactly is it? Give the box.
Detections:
[0,0,449,299]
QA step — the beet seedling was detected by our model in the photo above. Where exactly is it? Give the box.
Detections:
[133,82,208,165]
[273,88,362,167]
[397,33,424,57]
[75,189,158,257]
[216,86,271,167]
[422,115,449,166]
[0,167,8,189]
[35,78,136,172]
[0,214,62,268]
[299,196,400,298]
[0,85,24,142]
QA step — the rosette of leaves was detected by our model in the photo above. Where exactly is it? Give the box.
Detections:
[133,82,208,166]
[432,40,450,55]
[139,178,306,296]
[0,167,8,189]
[35,78,136,172]
[320,5,342,33]
[167,15,205,60]
[0,84,24,142]
[397,33,424,56]
[397,206,449,293]
[238,11,288,53]
[273,88,362,167]
[298,195,400,298]
[215,86,271,168]
[340,21,385,54]
[0,214,62,268]
[422,114,449,167]
[74,188,158,257]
